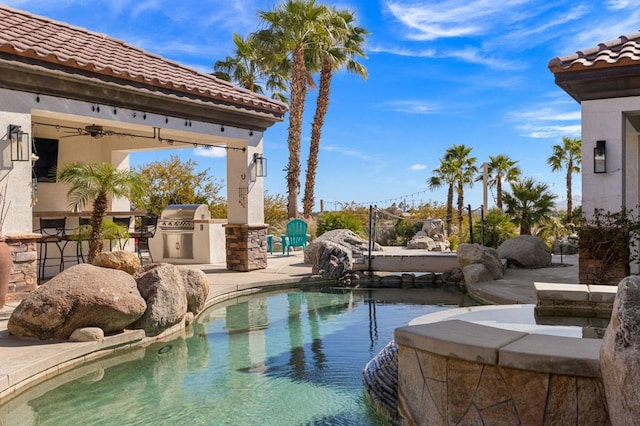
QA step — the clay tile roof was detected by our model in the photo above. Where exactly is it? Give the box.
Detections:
[0,5,287,116]
[549,31,640,73]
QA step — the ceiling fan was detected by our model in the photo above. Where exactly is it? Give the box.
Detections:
[60,124,115,139]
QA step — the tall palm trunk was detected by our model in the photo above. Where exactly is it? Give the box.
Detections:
[457,182,464,237]
[286,45,308,218]
[303,58,332,218]
[496,177,503,209]
[89,192,108,263]
[566,165,573,224]
[446,184,454,236]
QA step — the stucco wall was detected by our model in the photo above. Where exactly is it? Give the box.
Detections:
[582,96,640,217]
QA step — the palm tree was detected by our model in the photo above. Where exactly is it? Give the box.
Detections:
[213,33,287,102]
[503,178,557,235]
[255,0,329,218]
[446,144,477,235]
[547,137,581,224]
[57,162,145,263]
[483,154,521,209]
[428,161,457,236]
[301,8,368,218]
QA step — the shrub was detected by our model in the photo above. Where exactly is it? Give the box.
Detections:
[316,211,363,236]
[472,208,517,248]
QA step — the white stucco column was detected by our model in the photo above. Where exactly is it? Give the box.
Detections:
[226,136,265,226]
[0,112,33,235]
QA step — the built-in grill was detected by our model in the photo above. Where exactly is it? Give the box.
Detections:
[158,204,211,259]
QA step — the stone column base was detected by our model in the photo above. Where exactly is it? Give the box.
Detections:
[4,233,39,302]
[224,224,268,272]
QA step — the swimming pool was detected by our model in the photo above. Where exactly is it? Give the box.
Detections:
[0,286,471,425]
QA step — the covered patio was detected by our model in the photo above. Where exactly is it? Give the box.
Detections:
[0,6,287,300]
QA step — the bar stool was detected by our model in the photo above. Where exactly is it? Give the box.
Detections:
[130,215,157,263]
[109,216,132,250]
[37,217,68,283]
[71,217,91,263]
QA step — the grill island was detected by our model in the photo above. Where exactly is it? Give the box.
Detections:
[149,204,226,264]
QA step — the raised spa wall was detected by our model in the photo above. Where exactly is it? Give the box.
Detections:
[395,320,609,425]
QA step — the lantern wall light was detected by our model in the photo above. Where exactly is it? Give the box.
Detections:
[253,153,267,178]
[594,140,606,173]
[9,124,30,162]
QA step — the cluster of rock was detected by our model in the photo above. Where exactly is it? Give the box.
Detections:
[304,229,381,279]
[552,233,579,255]
[457,235,552,286]
[7,251,209,341]
[406,219,450,251]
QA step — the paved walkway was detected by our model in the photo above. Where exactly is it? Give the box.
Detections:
[0,250,580,405]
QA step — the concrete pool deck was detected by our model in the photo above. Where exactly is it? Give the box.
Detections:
[0,250,582,404]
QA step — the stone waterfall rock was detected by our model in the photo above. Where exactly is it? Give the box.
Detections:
[304,229,382,280]
[600,275,640,425]
[132,263,188,336]
[498,235,552,269]
[7,263,146,340]
[407,219,450,251]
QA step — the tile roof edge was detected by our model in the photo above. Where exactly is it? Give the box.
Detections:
[0,5,288,114]
[549,31,640,72]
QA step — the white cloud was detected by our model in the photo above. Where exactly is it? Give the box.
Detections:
[367,44,436,57]
[606,0,635,10]
[410,164,427,170]
[508,101,581,139]
[383,100,440,115]
[385,0,531,41]
[322,145,374,162]
[194,146,226,158]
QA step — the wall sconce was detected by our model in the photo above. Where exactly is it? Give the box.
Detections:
[594,140,606,173]
[9,124,30,162]
[253,153,267,177]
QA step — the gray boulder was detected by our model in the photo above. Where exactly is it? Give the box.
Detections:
[462,263,495,287]
[552,234,579,255]
[179,267,210,314]
[457,243,504,280]
[304,229,381,279]
[600,276,640,425]
[498,235,552,269]
[132,263,188,336]
[8,264,146,340]
[407,220,451,251]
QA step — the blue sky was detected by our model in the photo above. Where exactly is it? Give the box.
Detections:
[7,0,640,211]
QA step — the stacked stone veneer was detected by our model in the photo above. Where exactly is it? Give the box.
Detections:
[4,234,39,302]
[224,224,268,272]
[394,320,609,425]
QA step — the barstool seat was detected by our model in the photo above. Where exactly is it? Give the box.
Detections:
[37,217,68,283]
[129,215,157,264]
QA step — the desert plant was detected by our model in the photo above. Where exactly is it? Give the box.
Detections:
[577,207,640,284]
[472,208,517,248]
[316,211,363,236]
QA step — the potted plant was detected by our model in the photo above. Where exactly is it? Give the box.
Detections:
[57,162,144,263]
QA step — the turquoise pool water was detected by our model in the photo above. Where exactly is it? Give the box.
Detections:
[1,287,469,425]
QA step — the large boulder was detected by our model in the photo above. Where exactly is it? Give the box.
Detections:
[457,243,503,280]
[93,250,141,275]
[304,229,381,279]
[132,263,188,336]
[7,264,146,340]
[179,267,210,315]
[498,235,552,269]
[552,234,579,255]
[600,276,640,425]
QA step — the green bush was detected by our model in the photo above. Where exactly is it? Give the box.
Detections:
[316,211,363,236]
[472,208,517,248]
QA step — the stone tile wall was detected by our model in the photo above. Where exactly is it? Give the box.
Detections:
[224,224,268,272]
[395,320,609,425]
[4,233,39,302]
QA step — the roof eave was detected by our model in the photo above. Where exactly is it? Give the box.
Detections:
[0,55,286,131]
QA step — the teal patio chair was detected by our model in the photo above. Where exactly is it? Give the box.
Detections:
[281,219,309,255]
